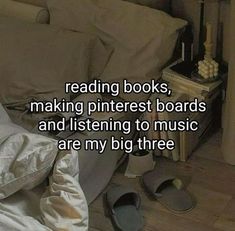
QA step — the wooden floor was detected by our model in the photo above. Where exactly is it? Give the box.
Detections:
[89,131,235,231]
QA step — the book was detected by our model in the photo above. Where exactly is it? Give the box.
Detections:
[152,92,188,161]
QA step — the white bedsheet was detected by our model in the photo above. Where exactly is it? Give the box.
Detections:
[0,104,88,231]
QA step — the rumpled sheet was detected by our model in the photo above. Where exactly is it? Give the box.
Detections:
[0,150,88,231]
[41,150,89,231]
[0,149,88,231]
[0,105,88,231]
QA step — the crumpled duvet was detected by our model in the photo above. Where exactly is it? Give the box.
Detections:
[0,104,88,231]
[41,150,89,231]
[0,149,89,231]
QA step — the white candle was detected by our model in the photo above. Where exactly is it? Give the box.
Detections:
[206,23,212,44]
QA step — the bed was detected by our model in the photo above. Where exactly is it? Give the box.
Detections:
[0,0,186,230]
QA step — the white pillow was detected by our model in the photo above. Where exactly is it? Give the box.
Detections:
[47,0,186,101]
[0,105,58,199]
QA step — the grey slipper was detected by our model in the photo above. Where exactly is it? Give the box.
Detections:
[142,170,195,212]
[104,186,144,231]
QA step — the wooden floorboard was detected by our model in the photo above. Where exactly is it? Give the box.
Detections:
[214,198,235,231]
[89,131,235,231]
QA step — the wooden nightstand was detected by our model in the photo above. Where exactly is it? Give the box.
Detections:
[161,62,223,161]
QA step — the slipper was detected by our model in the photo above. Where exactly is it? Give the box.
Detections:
[104,186,144,231]
[142,170,195,212]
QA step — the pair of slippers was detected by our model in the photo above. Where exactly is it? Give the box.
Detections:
[104,170,195,231]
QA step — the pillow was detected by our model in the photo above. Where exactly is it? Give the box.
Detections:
[123,0,171,11]
[0,0,49,24]
[0,105,58,199]
[0,16,111,107]
[47,0,186,101]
